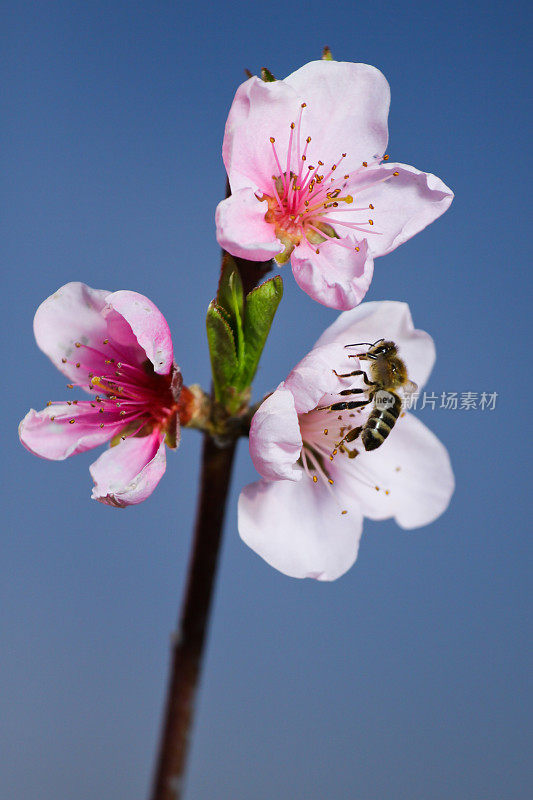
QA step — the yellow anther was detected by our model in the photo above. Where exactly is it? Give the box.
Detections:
[103,339,109,344]
[341,510,348,515]
[270,137,275,143]
[61,357,67,363]
[75,342,82,348]
[324,428,328,435]
[383,154,389,161]
[328,479,334,485]
[369,203,374,209]
[69,419,75,424]
[355,246,360,252]
[362,161,368,167]
[393,171,399,176]
[369,219,374,225]
[313,475,318,483]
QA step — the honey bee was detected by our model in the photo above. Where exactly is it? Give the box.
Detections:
[326,339,417,452]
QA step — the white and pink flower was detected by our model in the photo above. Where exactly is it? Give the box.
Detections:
[19,282,191,507]
[238,301,454,580]
[216,61,453,310]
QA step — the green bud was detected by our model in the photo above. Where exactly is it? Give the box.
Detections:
[261,67,276,82]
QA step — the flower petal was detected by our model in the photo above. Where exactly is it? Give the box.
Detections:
[90,432,166,507]
[283,61,390,173]
[19,403,123,460]
[238,475,363,580]
[291,237,374,310]
[103,291,173,375]
[33,282,111,383]
[215,189,283,261]
[283,343,350,414]
[353,162,453,257]
[222,77,301,193]
[249,387,302,481]
[313,301,435,389]
[340,413,454,528]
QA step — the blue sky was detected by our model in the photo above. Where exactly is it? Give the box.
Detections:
[1,1,531,798]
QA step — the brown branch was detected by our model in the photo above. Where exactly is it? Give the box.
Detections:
[149,177,273,798]
[149,434,237,800]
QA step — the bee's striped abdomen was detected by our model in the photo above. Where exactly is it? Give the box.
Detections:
[361,393,402,451]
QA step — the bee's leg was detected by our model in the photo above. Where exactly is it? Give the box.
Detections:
[325,398,373,412]
[344,426,362,443]
[338,387,366,397]
[348,353,377,361]
[333,369,376,387]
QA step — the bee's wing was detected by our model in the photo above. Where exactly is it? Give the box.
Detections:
[402,379,418,397]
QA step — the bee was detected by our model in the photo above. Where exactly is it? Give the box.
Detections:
[326,339,417,452]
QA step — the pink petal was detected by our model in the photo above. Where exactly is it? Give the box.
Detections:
[90,432,167,507]
[249,387,302,481]
[215,189,283,261]
[283,343,350,414]
[283,61,390,174]
[339,413,454,528]
[222,77,301,193]
[33,282,111,383]
[103,291,173,375]
[291,237,374,310]
[19,403,123,460]
[238,475,363,580]
[314,300,435,389]
[352,162,453,257]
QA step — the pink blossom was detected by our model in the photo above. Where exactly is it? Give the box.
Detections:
[238,302,454,580]
[216,61,453,310]
[19,282,189,507]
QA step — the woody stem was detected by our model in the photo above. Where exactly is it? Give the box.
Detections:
[148,181,272,800]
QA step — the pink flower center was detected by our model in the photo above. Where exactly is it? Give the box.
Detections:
[297,379,393,512]
[262,103,382,263]
[48,338,180,441]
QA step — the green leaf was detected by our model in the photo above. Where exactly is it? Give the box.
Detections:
[321,46,333,61]
[217,254,244,364]
[239,275,283,388]
[206,302,238,403]
[217,254,243,322]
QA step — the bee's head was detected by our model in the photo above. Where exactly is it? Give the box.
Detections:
[368,340,397,357]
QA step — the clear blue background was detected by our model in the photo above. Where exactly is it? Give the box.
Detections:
[1,1,530,798]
